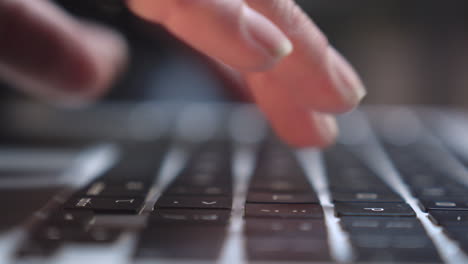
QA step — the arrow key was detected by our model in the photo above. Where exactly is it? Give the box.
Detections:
[155,196,232,210]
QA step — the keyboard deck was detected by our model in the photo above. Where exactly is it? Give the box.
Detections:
[0,103,468,263]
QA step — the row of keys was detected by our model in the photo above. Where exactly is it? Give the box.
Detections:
[325,144,442,262]
[16,142,168,258]
[134,142,233,261]
[244,141,330,262]
[384,142,468,258]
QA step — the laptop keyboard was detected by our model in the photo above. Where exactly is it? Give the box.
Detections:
[1,103,468,263]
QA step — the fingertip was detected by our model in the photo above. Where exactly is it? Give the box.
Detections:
[327,46,367,107]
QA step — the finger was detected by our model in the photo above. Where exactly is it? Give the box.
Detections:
[127,0,293,71]
[245,0,366,113]
[0,0,127,104]
[248,71,338,147]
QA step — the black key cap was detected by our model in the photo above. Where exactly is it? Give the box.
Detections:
[246,237,331,262]
[47,209,94,227]
[246,192,319,204]
[429,211,468,227]
[335,203,415,217]
[245,204,323,219]
[351,234,435,249]
[245,219,327,238]
[332,191,403,203]
[155,196,232,209]
[341,217,425,234]
[65,197,144,214]
[444,226,468,243]
[249,178,312,193]
[0,188,64,231]
[419,199,468,212]
[81,180,151,198]
[164,185,231,196]
[135,226,227,260]
[149,209,230,225]
[30,223,121,244]
[351,233,442,262]
[355,248,442,263]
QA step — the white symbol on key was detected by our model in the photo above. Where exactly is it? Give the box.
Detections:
[261,209,271,213]
[363,207,385,212]
[202,201,217,205]
[76,198,92,207]
[115,199,135,204]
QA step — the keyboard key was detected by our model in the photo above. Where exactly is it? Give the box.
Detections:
[245,219,327,238]
[46,209,94,227]
[428,211,468,227]
[154,196,232,210]
[341,217,425,234]
[444,226,468,242]
[65,197,144,214]
[246,192,319,204]
[246,237,331,262]
[335,203,415,217]
[332,191,403,203]
[419,199,468,212]
[164,185,231,196]
[81,180,151,198]
[249,179,312,193]
[354,248,442,263]
[352,234,434,249]
[245,204,323,219]
[350,232,442,262]
[135,226,227,260]
[149,209,230,225]
[29,222,121,244]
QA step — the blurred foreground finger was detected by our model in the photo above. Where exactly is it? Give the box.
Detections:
[0,0,127,104]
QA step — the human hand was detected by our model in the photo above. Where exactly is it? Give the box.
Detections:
[0,0,366,147]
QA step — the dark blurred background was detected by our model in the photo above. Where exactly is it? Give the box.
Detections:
[3,0,468,106]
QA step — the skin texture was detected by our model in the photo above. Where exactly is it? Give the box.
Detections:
[0,0,366,147]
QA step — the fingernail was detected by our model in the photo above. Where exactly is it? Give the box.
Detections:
[328,47,366,105]
[243,5,293,61]
[314,113,338,144]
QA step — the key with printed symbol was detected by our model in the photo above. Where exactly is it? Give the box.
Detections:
[64,196,144,214]
[335,203,415,217]
[246,192,319,204]
[245,204,323,219]
[332,191,403,203]
[419,199,468,211]
[428,211,468,227]
[155,196,232,210]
